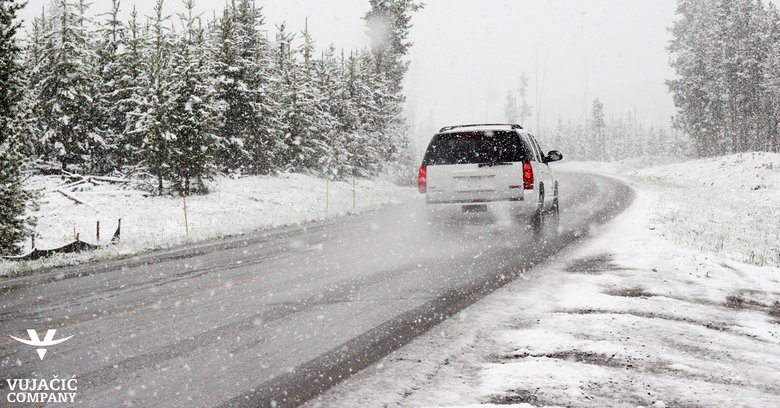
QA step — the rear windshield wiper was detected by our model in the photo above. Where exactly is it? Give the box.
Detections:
[478,162,512,168]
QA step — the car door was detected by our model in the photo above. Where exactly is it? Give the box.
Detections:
[527,135,553,204]
[532,137,556,203]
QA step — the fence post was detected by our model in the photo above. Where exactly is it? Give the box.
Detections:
[183,193,190,239]
[352,175,356,210]
[31,233,35,250]
[96,220,100,242]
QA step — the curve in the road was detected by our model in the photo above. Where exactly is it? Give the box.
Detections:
[220,172,634,408]
[0,172,633,408]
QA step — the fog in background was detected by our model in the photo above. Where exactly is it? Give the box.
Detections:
[20,0,678,154]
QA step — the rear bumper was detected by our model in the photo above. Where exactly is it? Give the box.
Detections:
[424,195,536,216]
[425,188,530,205]
[426,196,524,205]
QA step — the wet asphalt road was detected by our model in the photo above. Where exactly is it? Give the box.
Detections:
[0,172,632,407]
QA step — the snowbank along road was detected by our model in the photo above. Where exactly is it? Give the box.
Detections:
[0,172,632,407]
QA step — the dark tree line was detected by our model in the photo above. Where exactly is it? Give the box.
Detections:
[668,0,780,156]
[14,0,421,196]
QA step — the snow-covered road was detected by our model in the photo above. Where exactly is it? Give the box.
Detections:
[0,172,631,407]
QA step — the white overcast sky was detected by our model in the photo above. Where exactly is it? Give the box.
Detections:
[19,0,679,149]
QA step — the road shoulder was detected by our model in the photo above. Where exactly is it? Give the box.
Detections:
[1,174,415,278]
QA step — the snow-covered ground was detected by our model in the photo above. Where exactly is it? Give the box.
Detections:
[307,153,780,407]
[557,152,779,267]
[0,173,415,276]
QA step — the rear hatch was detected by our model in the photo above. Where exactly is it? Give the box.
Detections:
[422,131,529,204]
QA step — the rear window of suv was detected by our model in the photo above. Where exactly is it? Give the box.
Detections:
[422,131,529,165]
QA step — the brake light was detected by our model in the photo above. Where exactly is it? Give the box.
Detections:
[523,162,534,190]
[418,165,427,193]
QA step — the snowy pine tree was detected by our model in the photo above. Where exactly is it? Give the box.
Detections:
[0,0,23,146]
[15,9,50,159]
[93,0,125,172]
[273,23,336,173]
[236,1,279,175]
[212,0,278,174]
[115,6,146,168]
[369,56,406,164]
[0,0,35,255]
[166,0,221,195]
[36,0,104,172]
[363,0,421,177]
[134,0,174,195]
[293,21,340,173]
[315,45,351,179]
[270,23,298,171]
[364,0,422,99]
[212,2,249,172]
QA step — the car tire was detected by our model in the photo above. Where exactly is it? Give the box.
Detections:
[532,191,545,235]
[548,185,560,231]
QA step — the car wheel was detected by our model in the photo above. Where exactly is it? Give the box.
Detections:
[548,186,560,231]
[532,191,545,235]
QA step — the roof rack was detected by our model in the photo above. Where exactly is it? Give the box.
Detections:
[438,124,524,133]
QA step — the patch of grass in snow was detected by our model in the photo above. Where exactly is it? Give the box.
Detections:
[606,286,655,298]
[726,293,750,309]
[556,308,731,333]
[493,350,636,370]
[486,389,547,406]
[563,253,624,274]
[725,290,780,315]
[770,302,780,318]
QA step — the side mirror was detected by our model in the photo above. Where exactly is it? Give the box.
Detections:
[546,150,563,163]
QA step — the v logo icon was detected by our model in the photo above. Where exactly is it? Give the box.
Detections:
[10,329,74,360]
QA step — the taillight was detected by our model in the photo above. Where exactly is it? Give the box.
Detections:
[523,162,534,190]
[418,165,427,193]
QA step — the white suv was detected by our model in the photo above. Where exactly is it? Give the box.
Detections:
[418,124,563,231]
